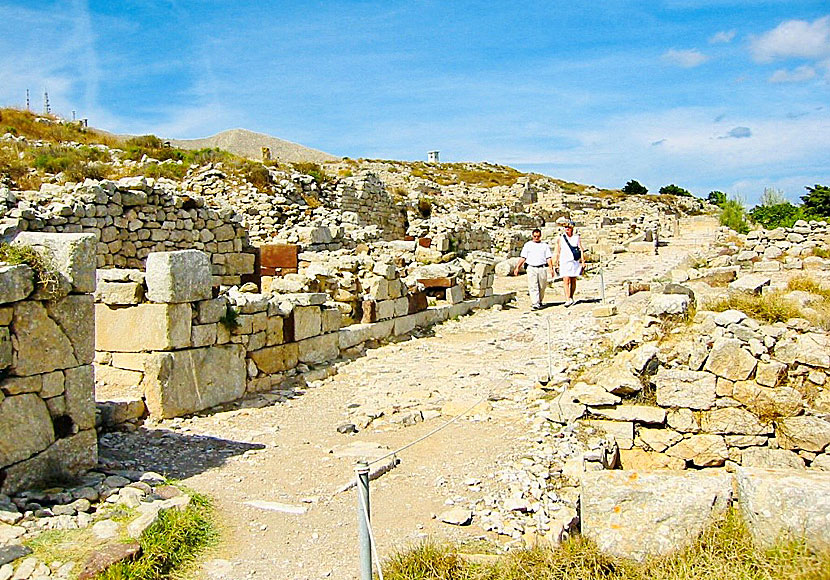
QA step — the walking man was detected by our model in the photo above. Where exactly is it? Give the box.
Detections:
[514,228,555,310]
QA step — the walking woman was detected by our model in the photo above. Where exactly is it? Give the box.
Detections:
[553,220,585,306]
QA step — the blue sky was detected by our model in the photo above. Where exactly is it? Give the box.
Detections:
[1,1,828,206]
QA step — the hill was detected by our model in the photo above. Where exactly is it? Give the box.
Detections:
[168,128,339,164]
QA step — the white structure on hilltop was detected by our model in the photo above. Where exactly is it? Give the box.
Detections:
[427,150,440,163]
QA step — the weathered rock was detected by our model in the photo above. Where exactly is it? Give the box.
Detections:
[589,405,666,425]
[439,507,472,526]
[618,448,686,470]
[10,301,78,375]
[292,305,322,341]
[567,382,620,406]
[655,369,716,410]
[0,394,54,468]
[729,274,770,295]
[46,294,95,364]
[297,333,339,364]
[637,427,683,452]
[740,447,804,469]
[735,467,830,550]
[731,381,803,418]
[774,333,830,369]
[1,429,97,495]
[580,470,731,561]
[666,434,728,467]
[78,542,141,580]
[145,250,212,303]
[0,264,34,305]
[141,345,246,418]
[249,343,299,374]
[703,338,757,381]
[0,544,31,567]
[701,407,772,435]
[13,232,97,293]
[579,419,634,449]
[645,294,690,317]
[95,281,144,305]
[776,416,830,452]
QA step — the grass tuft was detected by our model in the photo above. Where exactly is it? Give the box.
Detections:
[0,243,61,298]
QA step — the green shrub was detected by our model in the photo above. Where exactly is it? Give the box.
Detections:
[659,184,692,197]
[622,179,648,195]
[707,191,727,207]
[801,184,830,219]
[0,243,60,298]
[719,197,749,234]
[749,202,804,229]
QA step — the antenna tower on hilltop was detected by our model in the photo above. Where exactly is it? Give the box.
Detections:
[43,90,51,115]
[26,89,30,111]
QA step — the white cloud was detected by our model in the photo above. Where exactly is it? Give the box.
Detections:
[751,16,830,63]
[769,65,817,83]
[709,30,736,44]
[662,48,709,68]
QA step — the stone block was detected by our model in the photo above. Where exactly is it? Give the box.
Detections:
[0,327,10,369]
[703,338,757,381]
[65,365,95,430]
[393,296,409,318]
[224,252,255,274]
[446,285,464,304]
[735,467,830,550]
[141,345,246,419]
[46,294,95,365]
[729,274,771,295]
[145,250,212,303]
[292,305,321,341]
[655,369,717,409]
[95,365,143,392]
[11,301,78,376]
[95,303,191,352]
[197,297,228,324]
[376,299,396,321]
[666,434,728,467]
[589,405,666,425]
[110,352,152,371]
[627,241,656,254]
[338,324,373,350]
[700,407,772,435]
[593,304,617,317]
[407,289,428,314]
[740,447,804,469]
[12,232,97,293]
[580,419,634,449]
[297,333,339,364]
[774,332,830,369]
[0,393,55,468]
[191,324,217,348]
[580,470,731,561]
[94,281,143,304]
[0,264,34,304]
[618,448,685,470]
[249,343,299,374]
[321,307,341,333]
[776,416,830,452]
[645,294,690,317]
[266,315,284,346]
[638,427,683,452]
[393,314,417,336]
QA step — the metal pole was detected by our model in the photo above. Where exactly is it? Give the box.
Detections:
[356,461,372,580]
[599,260,606,304]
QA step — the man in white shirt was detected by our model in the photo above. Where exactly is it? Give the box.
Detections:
[513,228,555,310]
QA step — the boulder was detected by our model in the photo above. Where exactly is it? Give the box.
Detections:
[703,338,757,381]
[735,467,830,550]
[645,294,690,317]
[776,416,830,452]
[729,274,770,295]
[655,369,716,410]
[580,470,731,561]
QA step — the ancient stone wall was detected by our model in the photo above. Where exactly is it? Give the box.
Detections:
[2,176,255,285]
[0,233,98,494]
[334,173,406,241]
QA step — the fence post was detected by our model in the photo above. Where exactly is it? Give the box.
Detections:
[356,461,372,580]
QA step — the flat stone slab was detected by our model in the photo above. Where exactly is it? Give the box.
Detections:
[580,470,732,561]
[735,467,830,550]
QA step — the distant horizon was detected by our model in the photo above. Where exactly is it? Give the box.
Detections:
[1,1,828,206]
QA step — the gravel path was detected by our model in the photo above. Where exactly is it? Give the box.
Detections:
[98,216,718,580]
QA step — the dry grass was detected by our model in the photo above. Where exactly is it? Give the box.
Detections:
[703,291,802,324]
[383,509,830,579]
[1,107,121,147]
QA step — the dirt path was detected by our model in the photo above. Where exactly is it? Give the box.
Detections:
[98,216,719,580]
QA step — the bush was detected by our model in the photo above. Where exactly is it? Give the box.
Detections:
[719,197,749,234]
[707,191,727,207]
[659,184,692,197]
[749,202,804,229]
[622,179,648,195]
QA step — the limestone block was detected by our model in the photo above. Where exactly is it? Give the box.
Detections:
[732,381,803,417]
[777,416,830,452]
[46,294,95,364]
[803,256,828,270]
[224,252,255,274]
[145,250,211,303]
[95,303,191,352]
[0,264,34,304]
[41,371,65,398]
[110,352,152,371]
[753,261,781,272]
[12,232,97,293]
[773,333,830,368]
[197,297,228,324]
[338,324,373,350]
[141,345,246,419]
[297,226,332,244]
[1,375,39,395]
[11,301,78,376]
[368,319,395,341]
[580,470,731,561]
[372,262,397,279]
[666,434,729,467]
[376,299,395,321]
[589,405,666,425]
[703,338,757,381]
[64,365,95,430]
[98,399,146,426]
[94,281,144,304]
[741,447,804,469]
[292,305,321,341]
[701,407,772,435]
[637,427,683,452]
[729,274,770,295]
[735,467,830,550]
[393,314,417,336]
[321,307,341,333]
[95,365,143,391]
[297,333,339,364]
[366,277,389,300]
[0,327,9,369]
[266,315,284,346]
[0,428,96,495]
[655,368,716,409]
[0,393,55,468]
[618,449,685,470]
[755,360,787,387]
[567,382,620,406]
[393,296,409,318]
[645,294,690,317]
[725,435,768,447]
[580,419,634,449]
[249,343,299,374]
[446,284,464,304]
[190,324,217,348]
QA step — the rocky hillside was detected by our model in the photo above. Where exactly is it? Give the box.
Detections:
[168,128,339,164]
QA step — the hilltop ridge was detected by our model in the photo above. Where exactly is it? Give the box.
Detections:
[168,128,339,164]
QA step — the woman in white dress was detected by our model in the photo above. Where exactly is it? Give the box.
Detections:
[553,220,586,306]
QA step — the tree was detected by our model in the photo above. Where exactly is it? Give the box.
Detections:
[720,196,749,234]
[707,191,727,207]
[759,187,787,207]
[622,180,648,195]
[749,202,803,229]
[801,184,830,218]
[659,184,692,197]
